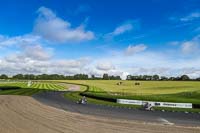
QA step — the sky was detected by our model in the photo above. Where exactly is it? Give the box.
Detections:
[0,0,200,79]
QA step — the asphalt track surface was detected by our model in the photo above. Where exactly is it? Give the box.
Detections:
[33,91,200,127]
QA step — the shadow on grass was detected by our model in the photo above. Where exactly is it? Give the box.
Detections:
[0,86,47,96]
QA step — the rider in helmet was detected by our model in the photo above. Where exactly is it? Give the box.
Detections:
[81,96,87,104]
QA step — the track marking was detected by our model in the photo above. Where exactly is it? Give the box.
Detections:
[158,118,174,125]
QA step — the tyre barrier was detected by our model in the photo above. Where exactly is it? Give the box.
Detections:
[192,104,200,109]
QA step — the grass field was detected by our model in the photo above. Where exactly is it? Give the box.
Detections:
[0,81,66,95]
[59,80,200,104]
[1,80,200,112]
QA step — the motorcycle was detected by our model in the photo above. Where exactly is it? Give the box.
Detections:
[142,102,154,111]
[77,96,87,104]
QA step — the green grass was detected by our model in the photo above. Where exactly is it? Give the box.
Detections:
[58,80,200,94]
[55,80,200,113]
[0,81,66,96]
[0,88,45,96]
[57,80,200,104]
[64,89,200,113]
[64,90,141,109]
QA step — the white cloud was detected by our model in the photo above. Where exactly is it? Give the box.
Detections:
[0,34,40,47]
[0,32,199,79]
[182,68,200,78]
[5,44,53,62]
[112,23,133,36]
[124,44,147,56]
[0,6,200,79]
[0,34,53,61]
[181,35,200,54]
[96,62,115,71]
[1,41,200,79]
[87,43,200,79]
[0,6,94,76]
[34,6,94,43]
[181,41,199,54]
[180,12,200,22]
[0,53,91,75]
[105,21,137,39]
[53,58,90,68]
[23,45,53,60]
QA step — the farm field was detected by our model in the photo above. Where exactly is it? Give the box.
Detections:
[58,80,200,104]
[0,81,66,96]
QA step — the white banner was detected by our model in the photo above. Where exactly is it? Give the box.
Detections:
[117,99,192,108]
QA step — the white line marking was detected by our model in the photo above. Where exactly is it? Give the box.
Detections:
[158,118,174,125]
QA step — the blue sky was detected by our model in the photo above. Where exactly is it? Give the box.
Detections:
[0,0,200,78]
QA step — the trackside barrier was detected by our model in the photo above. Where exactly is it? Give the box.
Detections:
[192,104,200,109]
[117,99,193,109]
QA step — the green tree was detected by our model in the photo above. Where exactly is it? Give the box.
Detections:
[180,75,190,81]
[13,74,24,79]
[160,76,168,81]
[153,75,159,80]
[0,74,8,79]
[103,73,109,80]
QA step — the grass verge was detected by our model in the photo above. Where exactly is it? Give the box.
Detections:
[64,84,200,113]
[0,88,45,96]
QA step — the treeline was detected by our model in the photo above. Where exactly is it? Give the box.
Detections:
[0,73,121,80]
[1,73,199,81]
[127,75,200,81]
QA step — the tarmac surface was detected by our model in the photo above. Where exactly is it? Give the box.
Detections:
[33,91,200,127]
[1,95,199,133]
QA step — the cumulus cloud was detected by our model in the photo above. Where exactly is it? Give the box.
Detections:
[5,44,53,62]
[33,6,94,43]
[88,67,126,79]
[1,39,200,79]
[0,34,40,47]
[53,58,90,68]
[181,68,200,78]
[23,45,53,60]
[181,35,200,54]
[0,40,91,75]
[96,62,115,71]
[0,6,94,76]
[181,41,199,54]
[0,53,91,75]
[88,45,200,79]
[128,67,171,76]
[1,6,200,79]
[124,44,147,56]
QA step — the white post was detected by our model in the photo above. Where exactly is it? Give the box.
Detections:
[27,80,32,87]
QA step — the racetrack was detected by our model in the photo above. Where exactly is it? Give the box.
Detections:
[0,95,199,133]
[33,91,200,126]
